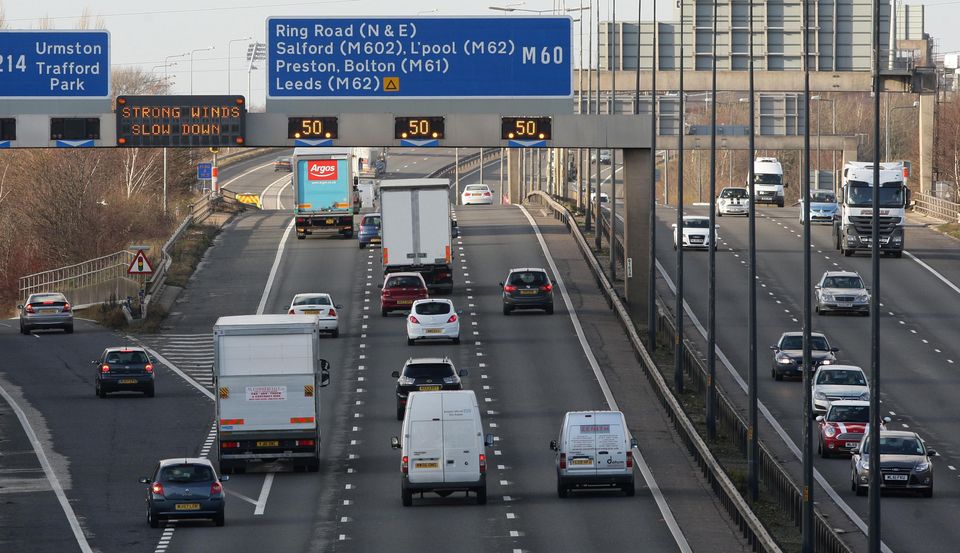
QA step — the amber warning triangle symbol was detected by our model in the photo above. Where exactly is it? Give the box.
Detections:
[127,250,154,275]
[383,77,399,92]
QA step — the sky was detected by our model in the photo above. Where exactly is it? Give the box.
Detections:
[2,0,953,107]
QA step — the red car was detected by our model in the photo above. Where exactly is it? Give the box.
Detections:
[817,400,888,458]
[381,272,429,316]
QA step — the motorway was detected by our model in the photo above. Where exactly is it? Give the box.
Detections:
[0,149,750,553]
[593,157,960,553]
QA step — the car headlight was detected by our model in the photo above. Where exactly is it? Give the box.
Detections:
[397,376,415,386]
[824,426,837,437]
[777,356,793,364]
[859,458,871,470]
[443,376,459,384]
[815,391,826,400]
[821,293,834,302]
[857,293,870,302]
[820,358,833,365]
[859,392,870,400]
[915,461,930,473]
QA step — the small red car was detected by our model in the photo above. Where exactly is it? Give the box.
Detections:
[817,400,888,458]
[381,272,428,316]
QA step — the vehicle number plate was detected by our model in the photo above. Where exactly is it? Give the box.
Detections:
[175,503,201,511]
[426,329,442,334]
[303,310,320,314]
[119,379,138,384]
[325,219,334,224]
[520,290,537,295]
[371,238,381,243]
[256,440,279,447]
[42,308,58,313]
[418,385,441,391]
[415,461,439,469]
[839,302,852,308]
[571,458,593,465]
[397,300,413,305]
[845,442,859,448]
[884,474,908,481]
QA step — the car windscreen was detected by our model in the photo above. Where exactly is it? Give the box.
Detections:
[755,173,782,185]
[781,335,830,350]
[823,276,864,289]
[362,216,381,228]
[863,437,924,456]
[159,464,214,483]
[684,219,710,228]
[386,276,423,288]
[816,370,866,386]
[827,405,869,423]
[465,185,487,191]
[105,350,149,364]
[403,363,455,379]
[293,295,331,306]
[810,191,836,203]
[30,294,67,303]
[720,189,748,199]
[415,302,451,315]
[508,271,548,286]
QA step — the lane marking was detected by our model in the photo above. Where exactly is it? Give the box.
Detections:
[904,250,960,296]
[219,160,275,190]
[0,380,94,553]
[225,489,260,507]
[257,219,297,315]
[253,473,275,516]
[257,174,291,209]
[518,205,692,553]
[275,179,291,210]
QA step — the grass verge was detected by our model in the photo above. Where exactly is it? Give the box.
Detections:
[936,223,960,240]
[165,225,220,288]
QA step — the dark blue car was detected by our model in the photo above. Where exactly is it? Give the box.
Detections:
[358,213,381,249]
[141,458,227,527]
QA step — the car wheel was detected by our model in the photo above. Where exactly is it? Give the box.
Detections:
[359,243,365,249]
[19,324,29,335]
[717,210,723,217]
[502,305,511,316]
[401,484,413,507]
[148,508,160,528]
[97,383,106,399]
[452,337,460,345]
[557,480,568,498]
[855,484,867,497]
[214,511,225,527]
[407,338,414,346]
[623,480,636,497]
[397,406,404,421]
[64,325,74,334]
[923,487,933,498]
[297,234,306,240]
[545,303,554,315]
[843,247,853,257]
[815,304,820,315]
[306,459,320,473]
[819,440,829,458]
[332,328,339,338]
[773,368,783,381]
[891,251,903,259]
[381,309,389,317]
[476,485,487,505]
[144,385,155,398]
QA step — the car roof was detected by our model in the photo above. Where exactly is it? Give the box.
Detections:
[821,270,861,278]
[683,215,710,221]
[828,400,870,407]
[158,457,214,468]
[509,267,548,273]
[876,430,919,439]
[412,298,453,305]
[721,187,747,191]
[29,292,66,299]
[362,212,381,217]
[293,292,331,299]
[817,364,864,372]
[405,357,453,365]
[104,346,147,353]
[465,183,490,188]
[780,331,827,338]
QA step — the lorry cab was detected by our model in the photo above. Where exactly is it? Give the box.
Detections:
[753,157,786,207]
[835,161,908,257]
[391,390,494,506]
[550,411,637,497]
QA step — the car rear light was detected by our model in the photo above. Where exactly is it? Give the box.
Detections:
[295,439,316,447]
[25,304,35,313]
[144,364,154,373]
[42,300,54,305]
[408,315,419,324]
[288,309,296,314]
[151,482,165,497]
[559,453,567,469]
[220,441,240,449]
[296,217,305,223]
[504,285,517,292]
[541,283,553,292]
[447,314,458,323]
[626,451,634,469]
[62,303,71,312]
[401,455,409,475]
[479,453,487,473]
[100,364,110,373]
[328,309,336,317]
[382,289,392,298]
[483,191,491,196]
[210,481,223,496]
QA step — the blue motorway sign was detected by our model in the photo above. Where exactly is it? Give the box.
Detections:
[0,30,110,97]
[197,163,213,180]
[267,17,571,98]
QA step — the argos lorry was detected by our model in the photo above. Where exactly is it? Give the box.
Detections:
[215,315,331,474]
[292,147,355,239]
[380,179,454,294]
[834,161,909,257]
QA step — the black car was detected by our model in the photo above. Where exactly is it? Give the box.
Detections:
[140,458,227,527]
[500,267,555,315]
[94,347,156,398]
[391,357,467,420]
[770,332,839,381]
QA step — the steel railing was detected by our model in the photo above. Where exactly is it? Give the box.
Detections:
[913,192,960,223]
[528,190,856,553]
[18,250,139,306]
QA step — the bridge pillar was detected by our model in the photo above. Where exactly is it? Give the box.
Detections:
[919,93,935,195]
[506,148,521,204]
[623,147,654,328]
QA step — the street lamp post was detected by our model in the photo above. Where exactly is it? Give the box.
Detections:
[227,37,252,95]
[189,46,215,95]
[246,42,267,106]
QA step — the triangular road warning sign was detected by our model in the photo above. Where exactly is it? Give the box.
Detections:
[128,251,154,275]
[383,76,399,92]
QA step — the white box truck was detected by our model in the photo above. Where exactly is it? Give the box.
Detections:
[214,315,331,474]
[380,179,454,294]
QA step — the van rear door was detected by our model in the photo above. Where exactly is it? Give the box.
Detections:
[564,418,598,477]
[408,420,444,484]
[441,420,478,483]
[593,413,628,477]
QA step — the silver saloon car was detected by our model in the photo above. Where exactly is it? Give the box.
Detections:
[18,292,74,334]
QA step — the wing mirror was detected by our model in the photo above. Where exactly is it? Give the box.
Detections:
[391,436,401,449]
[138,477,151,484]
[336,304,343,309]
[830,347,840,353]
[391,370,400,378]
[319,359,331,387]
[630,437,638,449]
[815,415,824,422]
[549,440,558,451]
[882,416,892,423]
[16,304,23,309]
[458,369,469,377]
[769,346,778,351]
[91,360,100,365]
[671,223,678,229]
[498,282,504,288]
[927,448,938,457]
[484,433,495,447]
[220,475,230,482]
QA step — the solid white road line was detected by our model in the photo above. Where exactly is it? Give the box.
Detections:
[257,219,296,315]
[219,160,275,190]
[142,348,215,400]
[254,473,275,516]
[0,379,94,553]
[517,205,692,553]
[258,174,291,209]
[904,250,960,296]
[275,179,291,210]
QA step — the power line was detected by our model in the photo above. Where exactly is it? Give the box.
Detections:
[6,0,359,22]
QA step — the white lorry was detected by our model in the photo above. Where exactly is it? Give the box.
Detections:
[214,315,331,474]
[380,179,454,294]
[834,161,909,257]
[753,157,786,207]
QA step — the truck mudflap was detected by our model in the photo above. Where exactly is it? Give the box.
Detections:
[295,215,354,239]
[219,430,320,471]
[385,264,454,294]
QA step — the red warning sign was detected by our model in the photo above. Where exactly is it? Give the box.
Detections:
[127,251,154,275]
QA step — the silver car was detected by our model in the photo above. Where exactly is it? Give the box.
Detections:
[851,431,935,497]
[815,271,870,316]
[18,292,74,334]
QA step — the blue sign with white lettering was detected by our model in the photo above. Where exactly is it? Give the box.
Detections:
[0,30,109,97]
[197,163,213,180]
[267,17,571,98]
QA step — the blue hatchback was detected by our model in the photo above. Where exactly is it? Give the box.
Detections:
[358,213,381,249]
[141,458,227,527]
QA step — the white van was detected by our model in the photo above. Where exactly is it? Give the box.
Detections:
[391,390,494,506]
[550,411,637,497]
[753,157,786,207]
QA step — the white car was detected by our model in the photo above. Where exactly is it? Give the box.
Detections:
[717,187,750,216]
[287,293,341,337]
[672,216,718,250]
[407,298,460,345]
[461,184,494,205]
[590,191,609,204]
[811,365,870,415]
